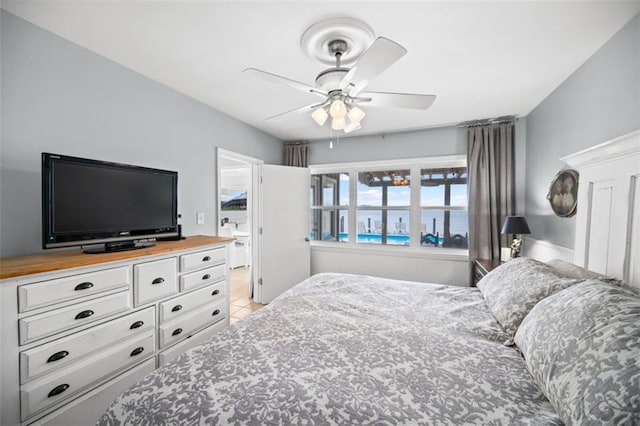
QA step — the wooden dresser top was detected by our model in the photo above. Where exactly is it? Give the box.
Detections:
[0,235,234,279]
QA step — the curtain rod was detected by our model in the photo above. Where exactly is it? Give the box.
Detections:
[457,115,517,128]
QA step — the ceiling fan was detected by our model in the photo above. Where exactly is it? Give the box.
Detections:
[242,18,436,134]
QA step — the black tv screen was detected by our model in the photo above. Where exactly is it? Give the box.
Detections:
[43,153,178,249]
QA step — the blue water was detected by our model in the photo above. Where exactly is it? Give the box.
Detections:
[355,210,468,236]
[337,233,445,245]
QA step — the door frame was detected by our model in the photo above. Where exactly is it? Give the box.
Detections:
[216,148,263,297]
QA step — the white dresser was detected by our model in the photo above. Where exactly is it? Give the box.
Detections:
[0,236,233,426]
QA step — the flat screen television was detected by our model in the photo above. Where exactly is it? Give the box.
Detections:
[42,153,179,253]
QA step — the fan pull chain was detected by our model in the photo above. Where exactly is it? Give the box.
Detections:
[328,127,341,150]
[329,126,334,149]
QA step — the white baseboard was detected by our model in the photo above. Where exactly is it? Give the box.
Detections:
[522,236,574,263]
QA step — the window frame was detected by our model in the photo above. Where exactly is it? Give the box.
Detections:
[310,173,349,242]
[310,155,467,251]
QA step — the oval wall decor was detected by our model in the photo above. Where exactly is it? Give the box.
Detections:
[547,169,579,217]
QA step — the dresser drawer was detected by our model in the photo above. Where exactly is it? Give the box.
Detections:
[159,300,226,349]
[20,307,155,384]
[20,332,154,422]
[158,320,227,366]
[133,257,177,306]
[18,267,130,313]
[159,281,225,323]
[179,264,226,292]
[28,359,156,426]
[19,291,131,345]
[180,247,225,272]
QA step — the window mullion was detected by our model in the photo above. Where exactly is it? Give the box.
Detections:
[349,170,357,246]
[410,165,421,248]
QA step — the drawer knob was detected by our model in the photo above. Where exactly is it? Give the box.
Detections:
[75,310,94,320]
[202,256,211,262]
[47,350,69,363]
[172,328,183,336]
[212,309,221,316]
[130,347,145,357]
[130,321,144,330]
[211,289,220,296]
[171,304,183,312]
[202,274,211,281]
[152,277,165,285]
[48,384,69,398]
[74,282,94,291]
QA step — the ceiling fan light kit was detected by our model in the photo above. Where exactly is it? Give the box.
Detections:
[329,98,346,118]
[311,107,329,126]
[331,117,346,131]
[348,106,366,123]
[243,17,436,139]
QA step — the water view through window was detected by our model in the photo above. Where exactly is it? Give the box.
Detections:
[310,164,468,249]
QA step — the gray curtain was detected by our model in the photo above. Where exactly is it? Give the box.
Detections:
[467,123,515,264]
[284,142,309,167]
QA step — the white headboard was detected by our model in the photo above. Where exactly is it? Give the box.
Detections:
[562,130,640,291]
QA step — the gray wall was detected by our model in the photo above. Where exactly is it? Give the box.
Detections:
[0,11,283,257]
[308,126,467,164]
[525,14,640,248]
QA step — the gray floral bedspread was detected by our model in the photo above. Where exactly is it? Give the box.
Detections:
[100,273,561,425]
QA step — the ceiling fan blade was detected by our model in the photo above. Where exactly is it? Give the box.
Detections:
[265,102,326,121]
[339,37,407,97]
[243,68,327,99]
[356,92,436,110]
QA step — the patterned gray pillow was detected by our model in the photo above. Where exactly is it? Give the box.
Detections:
[546,259,619,282]
[477,257,580,336]
[514,280,640,425]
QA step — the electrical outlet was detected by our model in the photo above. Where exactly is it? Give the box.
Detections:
[196,212,205,225]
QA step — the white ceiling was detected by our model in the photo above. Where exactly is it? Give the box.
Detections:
[3,1,638,141]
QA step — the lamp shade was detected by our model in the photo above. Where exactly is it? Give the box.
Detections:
[501,216,531,235]
[311,107,328,126]
[348,106,366,123]
[329,99,346,119]
[331,117,346,130]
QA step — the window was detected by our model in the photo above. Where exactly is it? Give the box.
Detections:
[310,173,349,241]
[357,170,411,245]
[420,168,468,248]
[310,157,468,249]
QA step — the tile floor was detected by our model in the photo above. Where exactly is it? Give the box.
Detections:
[229,267,265,324]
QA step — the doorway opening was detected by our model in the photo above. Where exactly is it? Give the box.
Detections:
[217,149,265,324]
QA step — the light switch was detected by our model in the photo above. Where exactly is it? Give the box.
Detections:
[196,212,205,225]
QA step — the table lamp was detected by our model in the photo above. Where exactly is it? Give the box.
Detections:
[501,216,531,259]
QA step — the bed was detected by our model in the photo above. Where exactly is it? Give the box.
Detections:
[102,133,640,425]
[100,259,640,425]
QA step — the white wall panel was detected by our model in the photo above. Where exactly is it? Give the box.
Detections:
[521,237,574,263]
[563,129,640,289]
[626,175,640,287]
[311,246,470,286]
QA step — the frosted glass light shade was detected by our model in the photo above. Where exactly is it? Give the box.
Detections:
[329,99,347,118]
[311,107,328,126]
[331,117,346,130]
[348,106,366,123]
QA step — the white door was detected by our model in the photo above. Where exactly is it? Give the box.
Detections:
[256,165,310,304]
